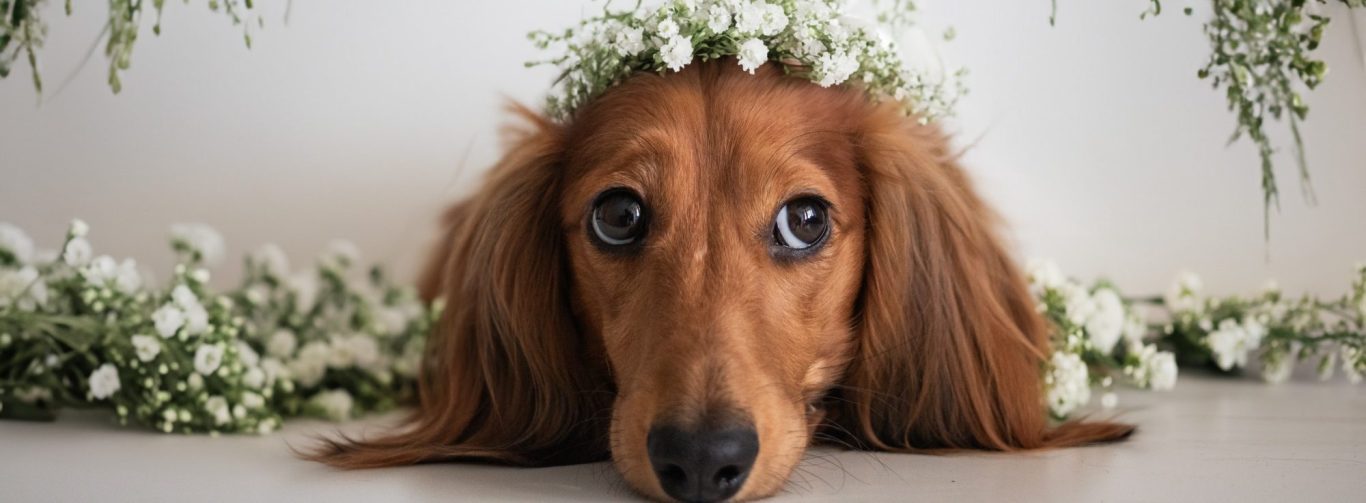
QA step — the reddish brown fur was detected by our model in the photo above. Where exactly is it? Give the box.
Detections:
[308,60,1132,501]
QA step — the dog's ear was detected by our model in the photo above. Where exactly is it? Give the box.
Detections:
[309,106,612,467]
[832,108,1132,451]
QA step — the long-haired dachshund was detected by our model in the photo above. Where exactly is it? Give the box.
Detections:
[310,59,1132,502]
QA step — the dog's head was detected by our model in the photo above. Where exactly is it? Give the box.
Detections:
[316,60,1130,502]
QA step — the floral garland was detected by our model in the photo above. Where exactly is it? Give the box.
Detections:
[3,220,1362,433]
[526,0,963,121]
[0,221,432,433]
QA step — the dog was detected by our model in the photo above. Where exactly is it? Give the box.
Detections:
[310,59,1132,502]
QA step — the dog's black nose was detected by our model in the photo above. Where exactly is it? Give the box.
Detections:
[647,423,759,503]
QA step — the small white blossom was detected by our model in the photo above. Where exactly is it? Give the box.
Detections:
[242,392,265,409]
[1085,289,1126,355]
[235,341,260,367]
[205,395,232,425]
[152,304,185,338]
[613,26,646,56]
[706,3,732,33]
[194,344,225,375]
[267,329,298,358]
[656,18,680,39]
[69,219,89,237]
[292,342,331,388]
[1165,271,1204,314]
[757,2,788,36]
[660,35,694,72]
[0,223,35,264]
[311,390,354,421]
[1261,349,1295,384]
[131,335,162,362]
[1046,351,1091,417]
[252,243,291,277]
[88,364,121,400]
[348,335,381,370]
[183,304,210,336]
[814,50,859,87]
[170,223,226,267]
[1026,259,1066,291]
[737,38,768,74]
[1148,351,1178,390]
[63,237,92,266]
[188,372,205,390]
[243,367,266,389]
[1100,392,1118,409]
[0,266,47,311]
[322,239,360,269]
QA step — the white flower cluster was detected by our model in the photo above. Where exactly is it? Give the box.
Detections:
[1163,267,1366,385]
[528,0,963,121]
[1028,260,1178,418]
[0,220,434,433]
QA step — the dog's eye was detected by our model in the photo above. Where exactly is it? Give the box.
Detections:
[592,190,646,246]
[773,197,829,251]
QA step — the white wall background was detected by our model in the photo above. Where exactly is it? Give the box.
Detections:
[2,1,1364,296]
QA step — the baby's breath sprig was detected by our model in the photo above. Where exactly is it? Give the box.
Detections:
[527,0,965,122]
[0,0,263,97]
[0,220,434,432]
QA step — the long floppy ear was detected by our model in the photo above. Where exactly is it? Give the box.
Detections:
[832,108,1133,451]
[309,106,613,467]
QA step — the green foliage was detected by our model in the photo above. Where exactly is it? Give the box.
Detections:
[1,0,260,97]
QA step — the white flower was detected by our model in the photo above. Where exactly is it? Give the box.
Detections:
[1164,271,1203,314]
[735,1,765,34]
[0,266,47,311]
[190,268,211,284]
[613,26,646,56]
[243,367,266,389]
[152,304,186,338]
[1100,392,1118,409]
[235,341,260,367]
[69,218,89,237]
[0,223,35,264]
[1085,289,1126,355]
[1148,351,1178,391]
[1026,259,1065,291]
[814,50,859,87]
[205,395,232,425]
[131,335,161,362]
[1059,282,1094,326]
[63,237,92,266]
[706,3,732,33]
[310,390,354,421]
[660,35,694,72]
[322,239,360,268]
[170,223,226,266]
[288,272,319,312]
[267,329,298,358]
[194,344,225,375]
[1206,320,1242,370]
[347,335,381,370]
[737,38,768,74]
[261,357,290,386]
[242,392,265,409]
[656,18,680,39]
[188,372,205,390]
[292,342,331,388]
[1261,351,1294,384]
[1341,346,1362,384]
[114,259,141,294]
[183,304,210,336]
[252,243,290,277]
[758,2,788,36]
[171,285,199,309]
[1046,351,1091,417]
[88,364,121,400]
[1121,315,1147,345]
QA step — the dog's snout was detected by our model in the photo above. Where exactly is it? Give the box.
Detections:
[647,423,759,503]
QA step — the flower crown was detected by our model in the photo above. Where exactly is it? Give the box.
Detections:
[527,0,963,122]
